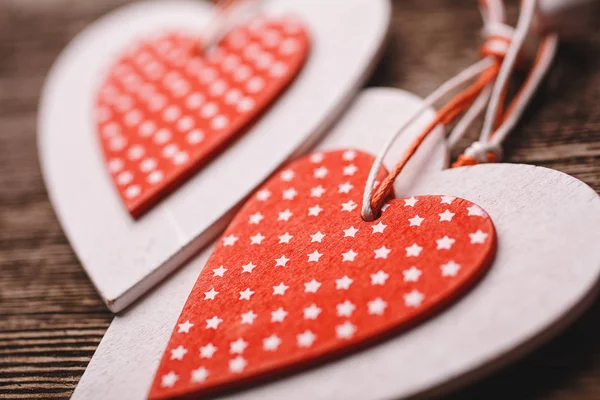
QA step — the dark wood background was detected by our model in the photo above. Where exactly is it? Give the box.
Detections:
[1,0,599,398]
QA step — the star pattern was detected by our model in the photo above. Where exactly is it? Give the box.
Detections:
[310,153,325,163]
[256,189,271,201]
[404,197,418,207]
[338,182,354,193]
[436,236,456,250]
[229,338,248,354]
[439,209,455,222]
[204,288,218,300]
[160,371,179,388]
[343,226,359,237]
[441,196,456,204]
[278,232,293,244]
[275,255,290,267]
[278,209,293,221]
[341,200,358,212]
[441,260,461,277]
[241,262,256,273]
[342,150,356,161]
[374,246,391,259]
[177,320,194,333]
[200,343,217,359]
[336,300,356,317]
[250,233,265,245]
[408,215,424,226]
[310,231,325,243]
[370,270,389,285]
[271,307,288,322]
[263,335,282,351]
[240,310,257,325]
[403,266,422,282]
[205,316,222,330]
[282,188,298,200]
[303,304,322,320]
[341,249,358,262]
[336,321,357,339]
[469,230,489,244]
[170,345,188,360]
[310,185,326,198]
[467,205,486,216]
[371,221,387,233]
[404,290,425,307]
[367,298,387,315]
[313,166,328,179]
[406,243,423,257]
[222,234,238,246]
[297,330,316,347]
[98,19,310,217]
[307,250,323,263]
[191,367,209,383]
[280,169,295,181]
[335,275,354,290]
[150,150,496,398]
[308,204,323,216]
[304,279,321,293]
[343,164,358,176]
[248,212,264,224]
[239,288,254,300]
[229,356,247,373]
[272,282,289,295]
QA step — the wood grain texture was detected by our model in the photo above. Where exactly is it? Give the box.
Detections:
[0,0,598,399]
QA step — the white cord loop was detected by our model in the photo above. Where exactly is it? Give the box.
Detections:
[481,22,516,56]
[480,0,538,144]
[450,0,559,161]
[359,57,495,221]
[463,141,504,163]
[360,0,507,221]
[361,0,558,221]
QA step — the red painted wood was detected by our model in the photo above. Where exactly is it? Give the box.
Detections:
[148,149,497,399]
[96,17,310,217]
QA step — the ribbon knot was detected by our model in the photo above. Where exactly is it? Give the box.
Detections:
[480,21,515,59]
[452,141,502,167]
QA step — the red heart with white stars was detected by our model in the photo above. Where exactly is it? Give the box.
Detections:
[148,149,496,399]
[95,17,310,217]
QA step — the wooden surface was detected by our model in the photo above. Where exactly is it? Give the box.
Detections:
[0,0,599,399]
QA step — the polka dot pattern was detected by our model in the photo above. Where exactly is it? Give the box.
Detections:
[96,17,310,217]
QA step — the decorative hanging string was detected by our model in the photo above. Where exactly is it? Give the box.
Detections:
[360,0,508,221]
[199,0,261,52]
[361,0,558,221]
[452,0,558,166]
[363,62,500,221]
[453,32,558,166]
[447,0,514,148]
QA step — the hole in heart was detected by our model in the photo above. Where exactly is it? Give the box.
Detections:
[148,150,497,398]
[96,17,310,217]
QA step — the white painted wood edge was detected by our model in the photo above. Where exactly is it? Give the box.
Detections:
[38,0,392,312]
[72,90,600,398]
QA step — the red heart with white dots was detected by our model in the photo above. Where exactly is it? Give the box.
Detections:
[148,149,496,399]
[95,17,310,217]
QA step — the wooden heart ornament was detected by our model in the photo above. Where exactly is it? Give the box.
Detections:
[148,149,496,399]
[39,1,391,312]
[97,18,310,216]
[70,90,600,400]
